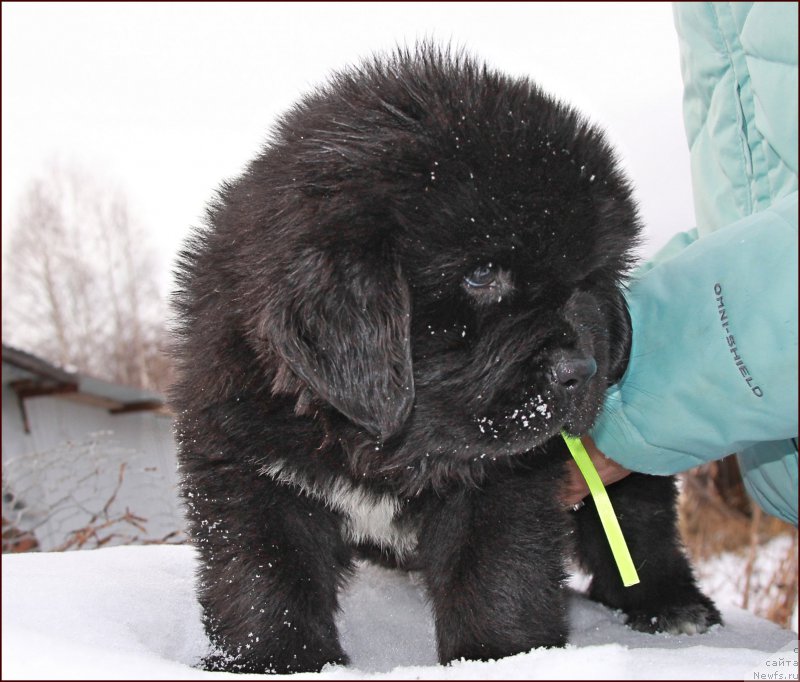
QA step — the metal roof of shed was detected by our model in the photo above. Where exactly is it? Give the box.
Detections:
[2,344,168,415]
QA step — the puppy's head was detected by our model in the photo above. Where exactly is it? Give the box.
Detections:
[242,46,639,471]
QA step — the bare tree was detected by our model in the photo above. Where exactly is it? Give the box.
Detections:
[2,161,173,392]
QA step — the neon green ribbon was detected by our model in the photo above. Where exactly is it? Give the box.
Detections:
[562,432,640,587]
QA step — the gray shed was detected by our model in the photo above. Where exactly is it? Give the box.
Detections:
[2,344,185,552]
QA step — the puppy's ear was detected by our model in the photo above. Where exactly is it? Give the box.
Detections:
[267,253,414,441]
[607,291,632,385]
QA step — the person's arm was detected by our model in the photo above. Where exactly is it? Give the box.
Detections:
[588,192,798,523]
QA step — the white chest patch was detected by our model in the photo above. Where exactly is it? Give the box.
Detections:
[259,460,418,559]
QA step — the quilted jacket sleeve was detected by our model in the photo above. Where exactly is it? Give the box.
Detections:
[590,192,798,524]
[590,2,798,525]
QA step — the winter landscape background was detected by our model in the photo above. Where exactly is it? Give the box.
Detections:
[2,3,797,680]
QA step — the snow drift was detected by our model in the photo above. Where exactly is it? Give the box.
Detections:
[3,545,797,680]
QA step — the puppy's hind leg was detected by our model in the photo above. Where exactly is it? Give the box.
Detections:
[574,473,721,634]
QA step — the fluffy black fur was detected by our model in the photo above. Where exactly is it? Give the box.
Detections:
[171,46,720,673]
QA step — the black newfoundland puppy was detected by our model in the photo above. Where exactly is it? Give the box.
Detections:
[172,46,720,673]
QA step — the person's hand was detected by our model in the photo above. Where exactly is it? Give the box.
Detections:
[562,436,631,509]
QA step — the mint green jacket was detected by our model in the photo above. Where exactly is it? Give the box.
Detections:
[591,2,798,525]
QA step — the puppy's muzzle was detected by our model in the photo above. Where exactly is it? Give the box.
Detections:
[550,354,597,393]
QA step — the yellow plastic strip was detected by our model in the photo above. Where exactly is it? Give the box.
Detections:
[562,433,640,587]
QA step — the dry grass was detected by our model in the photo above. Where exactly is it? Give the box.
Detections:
[679,457,798,630]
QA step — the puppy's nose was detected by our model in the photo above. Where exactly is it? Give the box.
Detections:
[551,356,597,391]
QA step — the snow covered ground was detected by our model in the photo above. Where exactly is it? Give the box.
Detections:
[694,533,798,635]
[3,545,797,680]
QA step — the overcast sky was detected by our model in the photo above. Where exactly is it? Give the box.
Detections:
[2,2,696,293]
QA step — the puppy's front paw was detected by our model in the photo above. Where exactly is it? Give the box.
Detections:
[626,599,722,635]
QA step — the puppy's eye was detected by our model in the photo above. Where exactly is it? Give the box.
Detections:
[464,263,498,288]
